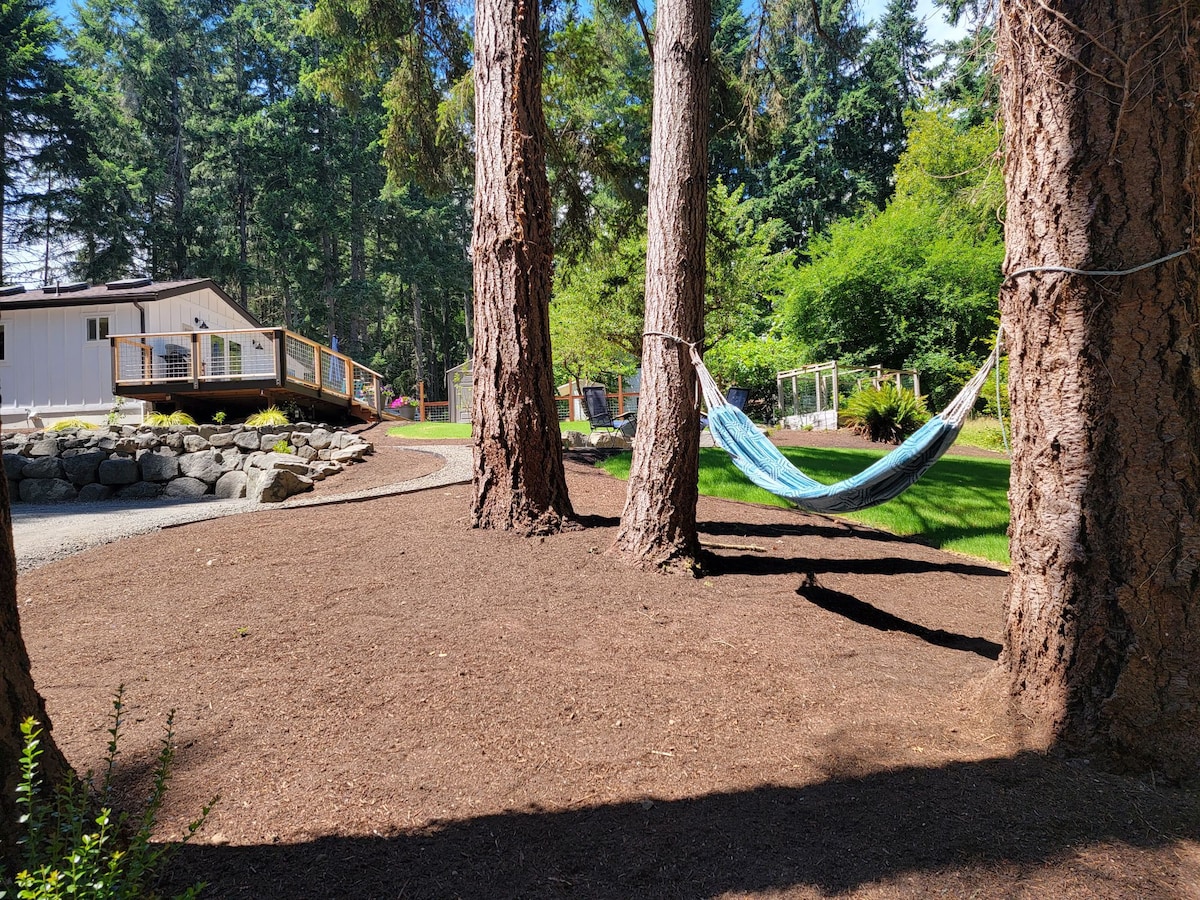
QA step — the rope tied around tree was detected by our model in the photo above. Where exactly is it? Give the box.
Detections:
[1003,247,1192,283]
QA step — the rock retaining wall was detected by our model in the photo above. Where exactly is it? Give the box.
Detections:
[3,424,373,504]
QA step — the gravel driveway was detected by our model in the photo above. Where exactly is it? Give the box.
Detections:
[12,445,472,572]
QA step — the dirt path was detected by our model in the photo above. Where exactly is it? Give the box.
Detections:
[13,432,1199,899]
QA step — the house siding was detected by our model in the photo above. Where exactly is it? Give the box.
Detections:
[0,283,260,428]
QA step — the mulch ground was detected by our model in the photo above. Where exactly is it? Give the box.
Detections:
[15,429,1200,899]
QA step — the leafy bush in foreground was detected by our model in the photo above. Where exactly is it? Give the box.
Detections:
[0,690,214,899]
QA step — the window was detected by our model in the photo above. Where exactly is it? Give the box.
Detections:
[86,316,110,342]
[0,323,5,361]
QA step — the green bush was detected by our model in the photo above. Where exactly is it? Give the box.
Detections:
[0,689,213,899]
[270,439,293,455]
[841,384,930,444]
[145,411,197,427]
[244,406,289,427]
[49,419,98,432]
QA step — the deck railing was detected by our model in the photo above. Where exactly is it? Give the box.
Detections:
[111,328,386,417]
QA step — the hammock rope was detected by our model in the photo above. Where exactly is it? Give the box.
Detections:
[644,332,1002,514]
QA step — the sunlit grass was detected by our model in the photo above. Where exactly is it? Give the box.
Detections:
[387,420,594,440]
[955,417,1010,453]
[600,446,1011,565]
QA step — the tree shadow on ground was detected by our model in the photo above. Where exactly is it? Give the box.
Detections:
[707,551,1002,579]
[699,517,911,546]
[162,753,1200,899]
[795,574,1002,659]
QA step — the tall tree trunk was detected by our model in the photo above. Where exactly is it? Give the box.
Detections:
[0,134,6,284]
[0,476,70,860]
[411,283,427,388]
[613,0,711,569]
[171,77,187,279]
[470,0,574,533]
[998,0,1200,780]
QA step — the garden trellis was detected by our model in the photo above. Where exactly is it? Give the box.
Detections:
[776,362,920,430]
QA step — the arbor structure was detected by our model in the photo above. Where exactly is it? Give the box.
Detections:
[614,0,710,568]
[0,477,69,857]
[470,0,574,533]
[998,0,1199,779]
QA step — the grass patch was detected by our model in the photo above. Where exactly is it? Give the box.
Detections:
[388,420,594,440]
[955,417,1010,453]
[600,446,1011,565]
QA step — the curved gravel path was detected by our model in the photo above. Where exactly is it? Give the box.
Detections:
[12,445,472,572]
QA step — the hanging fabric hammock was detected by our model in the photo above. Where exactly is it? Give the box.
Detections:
[676,340,999,514]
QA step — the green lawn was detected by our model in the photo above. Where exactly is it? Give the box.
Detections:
[388,420,1011,564]
[601,446,1011,565]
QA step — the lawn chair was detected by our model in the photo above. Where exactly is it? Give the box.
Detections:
[701,386,749,428]
[582,385,636,436]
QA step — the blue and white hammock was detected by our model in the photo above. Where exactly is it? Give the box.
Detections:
[688,345,997,514]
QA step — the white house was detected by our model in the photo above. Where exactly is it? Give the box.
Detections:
[0,278,262,429]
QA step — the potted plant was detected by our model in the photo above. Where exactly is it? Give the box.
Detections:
[390,394,417,420]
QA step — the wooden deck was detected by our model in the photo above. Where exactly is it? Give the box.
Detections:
[110,328,395,423]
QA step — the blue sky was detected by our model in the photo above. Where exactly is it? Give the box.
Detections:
[859,0,968,45]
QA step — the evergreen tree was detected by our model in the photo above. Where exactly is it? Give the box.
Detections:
[0,0,71,283]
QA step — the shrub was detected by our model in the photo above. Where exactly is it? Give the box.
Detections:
[270,439,293,455]
[49,419,98,432]
[145,411,197,427]
[841,384,930,443]
[0,689,214,899]
[245,406,289,427]
[212,411,227,425]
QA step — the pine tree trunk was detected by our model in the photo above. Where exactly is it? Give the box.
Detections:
[613,0,711,569]
[0,476,70,859]
[412,284,427,388]
[998,0,1200,779]
[470,0,574,533]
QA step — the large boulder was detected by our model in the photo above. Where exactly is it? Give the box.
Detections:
[329,447,366,465]
[588,432,630,450]
[179,451,223,485]
[22,457,65,480]
[214,470,248,499]
[248,468,313,503]
[26,438,60,458]
[117,481,162,500]
[19,478,77,503]
[3,453,29,479]
[234,430,263,452]
[251,452,310,475]
[61,451,107,485]
[164,476,209,499]
[216,449,244,473]
[183,434,211,452]
[98,456,139,485]
[140,451,181,482]
[306,428,333,451]
[77,483,115,502]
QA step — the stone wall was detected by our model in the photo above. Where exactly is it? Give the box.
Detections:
[3,424,373,504]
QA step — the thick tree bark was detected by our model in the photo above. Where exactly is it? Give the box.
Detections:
[613,0,711,569]
[0,475,70,859]
[470,0,574,533]
[998,0,1200,779]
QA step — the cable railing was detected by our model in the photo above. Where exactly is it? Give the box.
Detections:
[111,328,386,418]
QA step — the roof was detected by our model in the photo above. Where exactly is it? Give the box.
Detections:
[0,278,263,327]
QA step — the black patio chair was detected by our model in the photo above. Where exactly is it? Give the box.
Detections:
[582,385,636,436]
[701,386,749,427]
